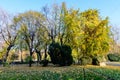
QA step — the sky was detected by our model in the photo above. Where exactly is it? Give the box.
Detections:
[0,0,120,26]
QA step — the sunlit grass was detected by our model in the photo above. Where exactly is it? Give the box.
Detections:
[0,65,120,80]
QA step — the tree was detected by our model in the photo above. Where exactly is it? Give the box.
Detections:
[14,33,28,63]
[59,4,82,62]
[0,9,17,62]
[61,8,112,64]
[43,3,82,63]
[13,11,46,67]
[79,9,111,64]
[42,4,60,43]
[42,2,67,45]
[63,9,81,47]
[44,3,75,65]
[34,26,49,64]
[110,26,120,53]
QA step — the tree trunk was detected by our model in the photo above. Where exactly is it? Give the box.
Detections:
[44,44,47,60]
[44,49,47,60]
[29,53,32,67]
[29,49,33,67]
[4,49,10,62]
[38,52,41,63]
[35,49,41,65]
[4,44,13,62]
[20,50,23,63]
[60,37,63,46]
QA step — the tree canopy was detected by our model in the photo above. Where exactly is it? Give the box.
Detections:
[0,2,112,66]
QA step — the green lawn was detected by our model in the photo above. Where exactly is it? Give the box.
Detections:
[0,65,120,80]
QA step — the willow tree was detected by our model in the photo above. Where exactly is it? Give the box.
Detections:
[13,11,46,67]
[80,9,111,62]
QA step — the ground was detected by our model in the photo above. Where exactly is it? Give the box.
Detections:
[0,64,120,80]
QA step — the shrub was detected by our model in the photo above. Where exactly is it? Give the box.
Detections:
[0,59,2,64]
[25,56,32,63]
[92,55,106,65]
[2,62,10,67]
[48,43,61,65]
[41,60,49,67]
[10,53,19,60]
[61,45,73,66]
[107,53,120,61]
[80,56,92,65]
[92,57,100,65]
[48,42,73,66]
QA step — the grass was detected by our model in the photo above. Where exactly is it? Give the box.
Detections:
[0,64,120,80]
[86,66,120,80]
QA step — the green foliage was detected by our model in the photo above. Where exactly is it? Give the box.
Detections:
[41,60,49,67]
[10,53,19,61]
[63,8,81,48]
[0,3,112,66]
[60,5,111,64]
[48,43,61,65]
[13,10,47,67]
[48,42,73,66]
[92,55,106,65]
[80,56,92,65]
[88,67,120,80]
[61,45,73,66]
[0,48,6,59]
[25,56,32,63]
[2,62,10,67]
[107,53,120,61]
[79,9,111,57]
[92,57,100,65]
[0,66,120,80]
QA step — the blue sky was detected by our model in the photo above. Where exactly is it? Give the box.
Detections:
[0,0,120,26]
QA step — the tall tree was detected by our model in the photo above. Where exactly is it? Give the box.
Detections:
[34,26,49,63]
[62,8,112,63]
[51,3,81,61]
[42,4,59,43]
[80,9,111,59]
[13,11,46,67]
[42,2,67,44]
[110,26,120,53]
[63,9,81,47]
[0,9,17,62]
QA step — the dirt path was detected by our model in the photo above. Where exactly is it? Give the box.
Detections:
[105,62,120,66]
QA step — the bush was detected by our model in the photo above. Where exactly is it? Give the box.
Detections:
[48,42,73,66]
[107,53,120,61]
[92,57,100,65]
[80,56,92,65]
[41,60,48,67]
[2,62,10,67]
[25,56,32,63]
[61,45,73,66]
[0,59,3,64]
[48,43,61,65]
[10,53,19,60]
